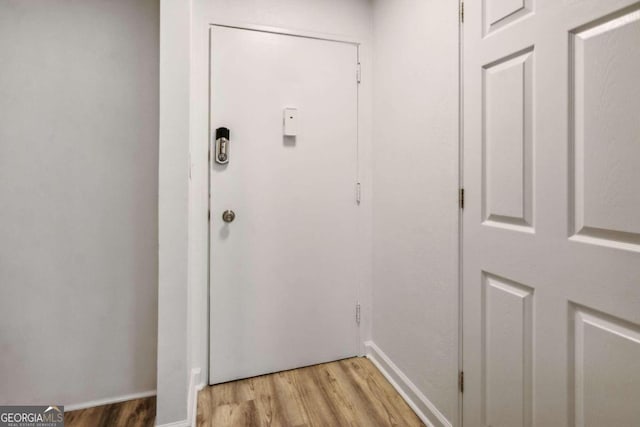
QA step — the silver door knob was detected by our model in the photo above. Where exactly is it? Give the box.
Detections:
[222,210,235,223]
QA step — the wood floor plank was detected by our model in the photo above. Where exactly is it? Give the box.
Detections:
[211,400,260,427]
[288,363,344,427]
[250,371,302,427]
[65,396,155,427]
[308,362,362,426]
[338,358,406,426]
[325,359,394,426]
[268,370,310,426]
[339,358,423,427]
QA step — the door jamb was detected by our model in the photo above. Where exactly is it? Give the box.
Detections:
[457,1,465,425]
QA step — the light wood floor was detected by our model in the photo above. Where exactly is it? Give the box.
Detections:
[197,357,425,427]
[64,357,424,427]
[65,396,155,427]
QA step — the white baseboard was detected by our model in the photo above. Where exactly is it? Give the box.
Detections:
[156,420,188,427]
[155,368,204,427]
[65,389,156,412]
[364,341,452,427]
[187,368,202,427]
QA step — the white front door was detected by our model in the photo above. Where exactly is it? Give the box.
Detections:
[208,26,360,384]
[463,0,640,425]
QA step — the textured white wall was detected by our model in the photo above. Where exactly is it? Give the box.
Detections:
[372,0,460,425]
[0,0,159,407]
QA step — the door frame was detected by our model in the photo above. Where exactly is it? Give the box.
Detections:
[458,1,465,425]
[206,22,369,384]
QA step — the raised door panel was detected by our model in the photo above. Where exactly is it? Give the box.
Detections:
[483,273,534,427]
[483,48,534,231]
[570,6,640,251]
[484,0,533,34]
[573,305,640,426]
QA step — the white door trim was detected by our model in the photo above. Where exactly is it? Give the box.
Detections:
[457,0,465,424]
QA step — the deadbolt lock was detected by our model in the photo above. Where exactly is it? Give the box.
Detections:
[222,210,236,223]
[215,127,230,165]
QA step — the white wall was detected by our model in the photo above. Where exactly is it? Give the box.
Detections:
[156,0,191,425]
[187,0,374,389]
[371,0,460,426]
[0,0,159,408]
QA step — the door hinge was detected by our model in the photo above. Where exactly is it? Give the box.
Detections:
[459,371,464,393]
[356,63,361,84]
[208,209,210,221]
[460,2,464,23]
[356,182,362,204]
[356,303,361,325]
[459,188,464,209]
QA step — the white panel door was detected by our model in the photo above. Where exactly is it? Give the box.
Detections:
[463,0,640,426]
[209,26,360,384]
